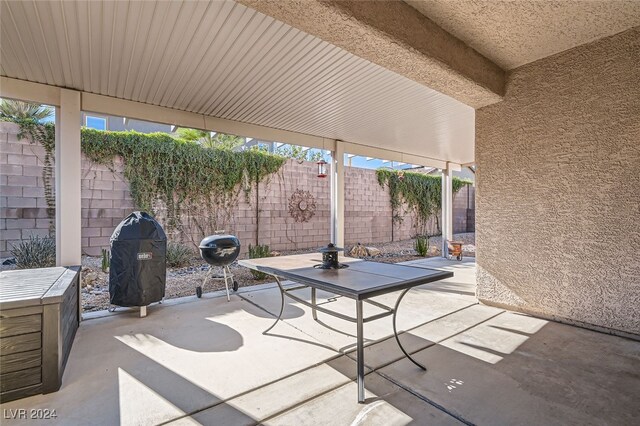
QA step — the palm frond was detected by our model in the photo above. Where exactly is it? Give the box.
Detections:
[0,99,53,122]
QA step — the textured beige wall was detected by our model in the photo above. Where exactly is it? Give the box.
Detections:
[405,0,640,70]
[476,28,640,336]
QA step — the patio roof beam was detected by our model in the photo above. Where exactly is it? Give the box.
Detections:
[236,0,505,108]
[82,92,336,152]
[2,78,453,168]
[341,140,447,169]
[0,76,60,106]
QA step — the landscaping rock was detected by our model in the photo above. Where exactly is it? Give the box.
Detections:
[83,271,100,287]
[77,232,476,313]
[349,243,368,258]
[366,247,381,257]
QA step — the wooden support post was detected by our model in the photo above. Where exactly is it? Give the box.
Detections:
[330,142,345,247]
[441,167,453,258]
[55,89,82,266]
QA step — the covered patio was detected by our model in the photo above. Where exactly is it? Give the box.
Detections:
[1,258,637,425]
[1,0,639,423]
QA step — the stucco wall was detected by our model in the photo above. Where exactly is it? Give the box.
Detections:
[476,28,640,336]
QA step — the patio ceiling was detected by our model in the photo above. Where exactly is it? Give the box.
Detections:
[0,0,474,165]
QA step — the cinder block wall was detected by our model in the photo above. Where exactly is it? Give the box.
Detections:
[476,28,640,336]
[1,120,474,257]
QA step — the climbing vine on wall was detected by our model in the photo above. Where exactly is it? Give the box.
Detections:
[81,129,286,229]
[376,169,470,236]
[10,119,56,233]
[4,113,286,239]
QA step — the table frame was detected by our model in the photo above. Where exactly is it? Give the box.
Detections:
[241,257,453,403]
[265,276,427,403]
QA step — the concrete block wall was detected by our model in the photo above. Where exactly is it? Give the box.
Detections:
[226,160,332,255]
[0,121,54,255]
[1,120,474,257]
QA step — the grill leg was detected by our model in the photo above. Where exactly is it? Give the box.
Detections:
[201,266,212,292]
[223,266,231,302]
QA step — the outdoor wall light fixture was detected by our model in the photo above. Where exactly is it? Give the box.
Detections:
[317,159,328,178]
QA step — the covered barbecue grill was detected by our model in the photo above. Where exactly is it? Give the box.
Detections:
[109,211,166,316]
[197,234,240,301]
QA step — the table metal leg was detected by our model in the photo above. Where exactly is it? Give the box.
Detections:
[393,288,426,371]
[311,287,318,321]
[263,276,285,334]
[356,300,365,403]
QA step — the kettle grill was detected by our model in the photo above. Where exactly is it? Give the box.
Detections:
[197,235,241,301]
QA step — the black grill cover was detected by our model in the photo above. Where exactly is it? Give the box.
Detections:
[199,235,240,267]
[109,211,167,307]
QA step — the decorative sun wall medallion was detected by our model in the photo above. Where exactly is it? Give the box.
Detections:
[288,189,317,223]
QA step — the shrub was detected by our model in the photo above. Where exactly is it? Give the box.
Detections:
[166,242,193,268]
[248,244,271,279]
[11,236,56,269]
[414,235,429,257]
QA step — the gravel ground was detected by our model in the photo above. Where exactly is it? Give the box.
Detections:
[1,233,475,313]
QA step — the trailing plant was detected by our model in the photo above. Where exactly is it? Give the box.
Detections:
[101,248,110,273]
[81,128,286,229]
[166,242,194,268]
[376,169,470,236]
[1,100,56,232]
[414,235,429,257]
[10,235,56,269]
[248,244,271,280]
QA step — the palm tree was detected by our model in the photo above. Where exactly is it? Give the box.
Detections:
[174,127,245,150]
[0,99,54,122]
[0,99,56,232]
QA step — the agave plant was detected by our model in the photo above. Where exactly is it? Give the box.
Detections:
[10,236,56,269]
[248,244,271,279]
[166,242,193,268]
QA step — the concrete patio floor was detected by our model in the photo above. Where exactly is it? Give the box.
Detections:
[1,258,638,425]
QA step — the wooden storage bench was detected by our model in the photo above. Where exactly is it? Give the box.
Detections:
[0,266,80,402]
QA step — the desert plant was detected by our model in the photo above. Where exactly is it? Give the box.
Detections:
[174,128,246,150]
[10,236,56,269]
[101,248,110,272]
[248,244,271,279]
[414,235,429,257]
[166,242,193,268]
[1,99,56,232]
[0,99,54,122]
